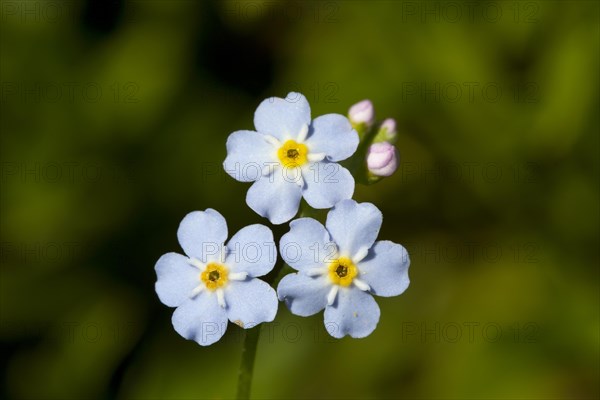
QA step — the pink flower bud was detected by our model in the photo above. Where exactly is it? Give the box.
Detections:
[348,100,375,126]
[367,142,398,177]
[380,118,396,136]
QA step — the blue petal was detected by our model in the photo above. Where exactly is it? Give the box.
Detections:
[324,287,380,338]
[305,114,359,161]
[279,218,335,271]
[177,209,228,261]
[225,224,277,277]
[277,273,330,317]
[224,130,277,182]
[357,241,410,297]
[302,161,354,209]
[155,252,200,308]
[325,200,382,259]
[224,279,278,328]
[246,170,302,224]
[171,293,228,346]
[254,92,311,141]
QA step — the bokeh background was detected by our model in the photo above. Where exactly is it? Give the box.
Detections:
[1,0,599,399]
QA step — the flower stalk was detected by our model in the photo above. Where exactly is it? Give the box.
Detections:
[236,326,261,400]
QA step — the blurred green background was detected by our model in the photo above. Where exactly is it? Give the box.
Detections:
[1,0,599,399]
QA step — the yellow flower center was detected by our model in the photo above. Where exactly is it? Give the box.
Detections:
[328,257,358,287]
[278,140,308,168]
[200,262,229,291]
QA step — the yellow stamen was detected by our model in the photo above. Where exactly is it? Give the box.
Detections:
[278,140,308,168]
[328,257,358,287]
[200,263,229,291]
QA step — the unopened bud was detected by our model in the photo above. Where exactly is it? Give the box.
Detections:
[367,142,398,177]
[374,118,397,144]
[348,100,375,127]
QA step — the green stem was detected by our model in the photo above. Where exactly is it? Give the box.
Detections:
[236,326,261,400]
[235,203,319,399]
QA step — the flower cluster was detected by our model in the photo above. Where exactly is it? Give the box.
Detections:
[348,100,400,182]
[155,93,410,345]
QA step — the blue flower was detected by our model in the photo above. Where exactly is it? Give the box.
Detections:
[224,92,359,224]
[155,209,278,346]
[277,199,410,338]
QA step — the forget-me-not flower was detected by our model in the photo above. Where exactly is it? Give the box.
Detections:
[155,209,278,346]
[277,199,410,338]
[224,92,359,224]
